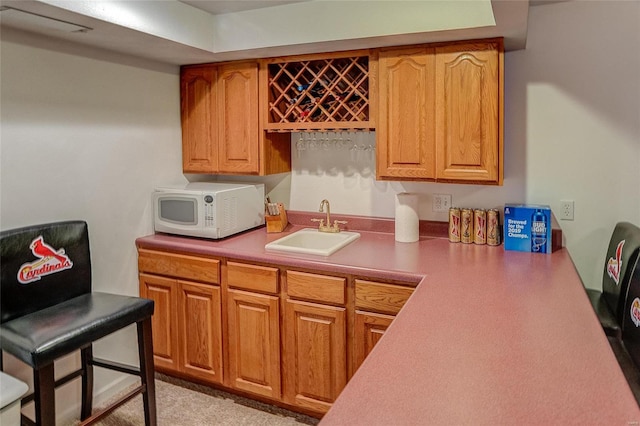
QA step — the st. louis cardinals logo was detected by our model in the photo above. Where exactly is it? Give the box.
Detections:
[631,298,640,328]
[17,236,73,284]
[607,240,625,285]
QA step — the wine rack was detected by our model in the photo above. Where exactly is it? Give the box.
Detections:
[262,53,373,131]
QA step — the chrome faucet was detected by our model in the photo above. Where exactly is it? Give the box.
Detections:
[312,199,347,233]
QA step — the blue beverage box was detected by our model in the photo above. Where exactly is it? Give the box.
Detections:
[503,204,552,254]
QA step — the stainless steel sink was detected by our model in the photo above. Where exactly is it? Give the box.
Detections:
[264,228,361,256]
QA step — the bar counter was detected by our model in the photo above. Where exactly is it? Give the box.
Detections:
[136,212,640,424]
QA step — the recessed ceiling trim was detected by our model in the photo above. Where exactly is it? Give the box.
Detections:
[0,6,92,33]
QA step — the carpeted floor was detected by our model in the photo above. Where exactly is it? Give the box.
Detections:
[71,374,319,426]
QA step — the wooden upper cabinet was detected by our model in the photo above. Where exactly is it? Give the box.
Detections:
[181,66,218,173]
[180,62,291,176]
[377,46,436,180]
[435,40,503,184]
[217,62,259,174]
[376,38,504,185]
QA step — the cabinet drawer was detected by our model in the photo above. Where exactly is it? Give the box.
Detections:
[286,271,345,305]
[355,280,414,315]
[227,261,279,294]
[138,249,220,284]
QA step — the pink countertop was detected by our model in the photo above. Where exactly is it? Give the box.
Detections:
[136,213,640,424]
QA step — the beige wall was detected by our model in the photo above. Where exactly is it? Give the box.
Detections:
[0,28,186,422]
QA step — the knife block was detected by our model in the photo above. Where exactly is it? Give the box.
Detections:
[266,203,288,233]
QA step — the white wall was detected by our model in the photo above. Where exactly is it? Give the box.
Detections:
[286,1,640,291]
[0,28,186,422]
[514,0,640,288]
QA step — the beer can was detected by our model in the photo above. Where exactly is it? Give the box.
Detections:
[487,209,501,246]
[474,209,486,245]
[448,207,461,243]
[460,208,473,244]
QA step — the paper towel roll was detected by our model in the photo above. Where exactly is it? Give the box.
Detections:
[395,193,419,243]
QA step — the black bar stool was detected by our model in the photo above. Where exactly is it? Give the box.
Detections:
[586,222,640,338]
[607,248,640,404]
[0,221,156,426]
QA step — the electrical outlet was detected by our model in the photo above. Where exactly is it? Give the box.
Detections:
[433,194,452,212]
[560,200,574,221]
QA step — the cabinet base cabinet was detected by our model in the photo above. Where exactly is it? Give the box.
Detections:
[353,310,395,373]
[138,248,417,418]
[179,281,224,384]
[139,273,179,372]
[283,299,347,414]
[227,289,281,399]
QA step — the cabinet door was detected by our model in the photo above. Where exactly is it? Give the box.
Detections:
[217,61,260,174]
[377,46,436,180]
[179,280,223,384]
[181,65,218,173]
[139,273,180,372]
[435,41,502,183]
[353,310,395,374]
[283,299,347,413]
[227,289,281,399]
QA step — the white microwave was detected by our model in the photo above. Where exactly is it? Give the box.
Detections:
[153,182,265,239]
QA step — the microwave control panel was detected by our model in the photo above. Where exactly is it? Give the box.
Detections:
[204,195,215,228]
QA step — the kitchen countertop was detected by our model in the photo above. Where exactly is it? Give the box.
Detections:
[136,212,640,424]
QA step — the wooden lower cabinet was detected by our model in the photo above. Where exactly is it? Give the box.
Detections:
[352,279,415,373]
[139,273,179,371]
[139,274,223,383]
[138,249,223,383]
[179,281,223,384]
[353,310,394,372]
[283,299,347,413]
[138,247,415,417]
[227,289,281,399]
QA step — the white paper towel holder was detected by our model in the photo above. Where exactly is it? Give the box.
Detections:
[395,192,420,243]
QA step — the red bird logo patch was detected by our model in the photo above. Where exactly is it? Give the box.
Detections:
[606,240,625,285]
[17,236,73,284]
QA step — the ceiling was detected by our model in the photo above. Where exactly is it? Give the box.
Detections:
[0,0,532,66]
[179,0,309,15]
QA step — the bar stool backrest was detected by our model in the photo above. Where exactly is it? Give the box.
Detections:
[620,252,640,366]
[0,220,92,324]
[602,222,640,322]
